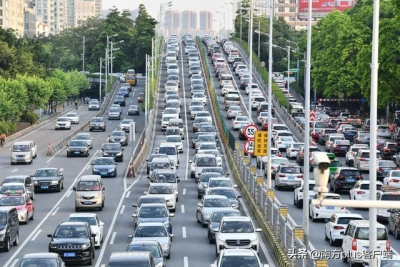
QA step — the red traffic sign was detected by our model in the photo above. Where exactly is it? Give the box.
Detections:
[244,124,258,139]
[244,140,254,154]
[310,110,315,121]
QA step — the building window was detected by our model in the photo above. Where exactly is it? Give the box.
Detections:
[0,19,3,25]
[290,0,296,3]
[278,7,285,12]
[290,7,296,12]
[0,10,2,16]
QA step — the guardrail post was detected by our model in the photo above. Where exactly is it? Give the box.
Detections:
[315,259,328,267]
[293,226,304,242]
[265,189,274,222]
[279,205,288,247]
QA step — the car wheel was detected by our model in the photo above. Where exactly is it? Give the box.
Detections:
[75,207,79,212]
[87,253,93,265]
[166,252,170,259]
[296,199,302,209]
[329,234,335,246]
[30,210,34,220]
[25,212,29,224]
[4,237,10,252]
[325,229,329,241]
[99,206,103,211]
[13,233,18,246]
[57,184,61,192]
[196,212,201,223]
[61,181,64,190]
[342,249,348,262]
[395,227,400,240]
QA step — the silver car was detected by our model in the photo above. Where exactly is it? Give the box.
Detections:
[129,222,173,259]
[108,131,128,146]
[74,133,94,149]
[196,195,236,227]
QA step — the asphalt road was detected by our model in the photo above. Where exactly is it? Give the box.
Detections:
[208,41,400,266]
[0,43,278,267]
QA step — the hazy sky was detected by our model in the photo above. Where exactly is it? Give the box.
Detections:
[102,0,235,27]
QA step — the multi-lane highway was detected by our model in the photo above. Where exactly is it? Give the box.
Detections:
[206,40,400,266]
[0,40,279,267]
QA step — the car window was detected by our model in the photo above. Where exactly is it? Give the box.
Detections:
[77,181,100,191]
[203,198,230,207]
[135,226,168,237]
[220,221,254,233]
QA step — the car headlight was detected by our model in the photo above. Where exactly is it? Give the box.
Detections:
[156,262,164,267]
[51,180,59,185]
[25,155,30,159]
[103,152,109,156]
[49,242,57,249]
[81,243,91,249]
[76,193,82,198]
[95,193,102,199]
[163,220,169,227]
[34,181,38,185]
[116,152,122,156]
[93,168,99,172]
[162,243,169,250]
[249,236,258,242]
[109,168,115,172]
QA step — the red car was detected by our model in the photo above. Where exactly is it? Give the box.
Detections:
[262,117,278,131]
[137,92,145,103]
[0,191,34,223]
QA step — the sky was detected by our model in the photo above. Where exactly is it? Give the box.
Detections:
[102,0,235,30]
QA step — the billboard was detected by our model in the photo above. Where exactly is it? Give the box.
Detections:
[298,0,356,18]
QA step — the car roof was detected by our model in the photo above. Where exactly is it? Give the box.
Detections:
[221,216,251,222]
[149,183,174,187]
[139,203,168,208]
[333,213,363,219]
[21,253,60,259]
[221,248,257,256]
[68,213,97,218]
[78,175,101,181]
[203,195,229,200]
[109,251,151,262]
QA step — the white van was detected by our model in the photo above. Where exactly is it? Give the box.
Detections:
[157,143,179,168]
[10,141,37,165]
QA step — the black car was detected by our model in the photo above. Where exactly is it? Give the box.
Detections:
[19,253,65,267]
[114,96,126,107]
[48,222,96,265]
[101,143,124,162]
[343,129,357,143]
[31,168,64,192]
[108,131,128,146]
[66,140,90,157]
[329,167,362,193]
[127,105,140,115]
[380,141,398,160]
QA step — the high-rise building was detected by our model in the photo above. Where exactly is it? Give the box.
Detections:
[66,0,101,27]
[35,0,67,35]
[24,0,36,37]
[199,11,212,31]
[181,10,197,31]
[164,10,181,36]
[0,0,25,37]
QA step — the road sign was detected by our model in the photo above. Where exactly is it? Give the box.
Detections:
[253,130,268,156]
[310,110,315,121]
[244,140,254,155]
[244,124,258,139]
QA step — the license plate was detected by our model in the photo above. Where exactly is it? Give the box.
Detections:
[74,152,80,154]
[41,186,48,189]
[341,146,347,149]
[288,176,294,180]
[84,201,92,205]
[326,206,334,210]
[95,126,99,129]
[64,252,75,257]
[347,179,355,182]
[17,158,24,161]
[100,172,107,176]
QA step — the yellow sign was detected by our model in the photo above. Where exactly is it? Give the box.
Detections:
[235,141,240,150]
[253,131,268,156]
[243,157,250,165]
[250,166,257,174]
[256,176,264,184]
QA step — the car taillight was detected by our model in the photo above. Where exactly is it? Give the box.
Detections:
[386,240,390,251]
[352,239,357,250]
[271,166,275,170]
[359,158,367,161]
[297,175,303,178]
[279,174,285,177]
[377,167,382,171]
[341,206,345,210]
[358,175,363,180]
[333,226,344,230]
[390,179,399,183]
[315,205,320,209]
[277,142,282,144]
[356,191,365,194]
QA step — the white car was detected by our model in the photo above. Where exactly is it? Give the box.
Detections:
[55,117,71,130]
[197,149,223,166]
[383,170,400,188]
[215,216,262,254]
[163,135,183,153]
[119,119,135,132]
[245,83,260,95]
[349,180,383,201]
[221,85,235,96]
[66,213,104,248]
[293,180,316,208]
[377,125,391,138]
[74,133,94,149]
[324,213,363,246]
[309,193,347,221]
[66,112,79,124]
[145,183,177,212]
[192,92,207,105]
[274,136,295,152]
[286,142,304,159]
[257,112,269,126]
[232,116,249,130]
[164,82,179,94]
[226,106,243,119]
[166,64,179,75]
[345,144,369,166]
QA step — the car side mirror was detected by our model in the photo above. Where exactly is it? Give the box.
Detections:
[47,234,53,238]
[122,149,125,151]
[91,233,96,237]
[237,195,242,198]
[198,203,203,207]
[73,187,76,191]
[143,191,148,195]
[169,213,175,217]
[256,228,262,232]
[99,221,104,226]
[177,178,180,183]
[388,209,394,213]
[132,214,137,217]
[340,231,345,235]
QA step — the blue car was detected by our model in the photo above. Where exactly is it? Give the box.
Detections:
[118,88,129,98]
[91,157,117,177]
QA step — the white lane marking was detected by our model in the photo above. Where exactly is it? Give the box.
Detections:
[125,191,131,198]
[94,169,143,267]
[3,151,100,267]
[120,205,125,215]
[180,47,191,181]
[10,169,18,173]
[86,165,91,170]
[51,207,60,216]
[66,190,73,198]
[109,232,117,245]
[10,259,18,267]
[184,257,189,267]
[30,229,42,241]
[182,227,187,238]
[181,205,185,214]
[182,188,186,195]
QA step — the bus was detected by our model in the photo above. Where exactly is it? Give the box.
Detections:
[125,69,137,86]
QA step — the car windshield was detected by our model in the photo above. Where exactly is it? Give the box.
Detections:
[197,157,217,166]
[103,144,121,150]
[355,227,387,240]
[209,189,236,199]
[378,161,396,167]
[77,181,100,191]
[139,206,168,218]
[149,186,173,194]
[337,217,363,224]
[220,255,259,267]
[20,259,58,267]
[12,145,30,152]
[0,196,25,206]
[150,162,170,170]
[203,198,231,207]
[381,194,400,201]
[212,211,241,222]
[202,168,224,176]
[91,118,103,122]
[112,132,125,137]
[152,173,177,183]
[121,120,132,125]
[220,221,254,233]
[127,244,161,257]
[67,113,77,118]
[360,184,383,190]
[138,197,165,206]
[281,167,301,174]
[67,216,97,226]
[199,144,217,150]
[135,226,168,237]
[201,126,216,132]
[209,179,232,188]
[57,118,70,122]
[94,158,114,165]
[69,141,87,147]
[76,135,90,140]
[340,170,360,176]
[198,136,215,142]
[34,169,58,177]
[54,226,88,238]
[166,136,181,143]
[2,177,24,184]
[272,158,289,165]
[158,147,176,155]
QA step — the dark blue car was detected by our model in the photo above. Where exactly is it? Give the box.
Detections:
[133,203,173,233]
[91,157,117,177]
[343,130,357,143]
[118,88,129,98]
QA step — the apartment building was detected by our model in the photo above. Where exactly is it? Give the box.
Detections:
[0,0,24,37]
[181,10,197,31]
[67,0,101,27]
[199,11,212,31]
[164,10,181,36]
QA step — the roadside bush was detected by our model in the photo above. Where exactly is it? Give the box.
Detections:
[25,111,39,123]
[0,122,10,134]
[7,122,17,133]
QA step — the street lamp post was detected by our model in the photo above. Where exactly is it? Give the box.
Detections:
[267,0,274,189]
[110,40,124,77]
[76,34,85,72]
[99,58,105,103]
[106,34,118,95]
[247,0,254,124]
[240,3,243,41]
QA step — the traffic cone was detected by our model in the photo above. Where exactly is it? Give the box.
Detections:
[46,142,52,156]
